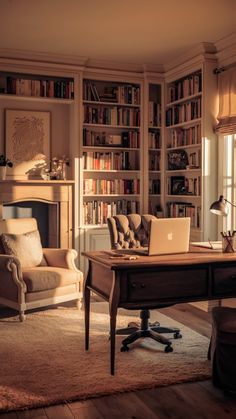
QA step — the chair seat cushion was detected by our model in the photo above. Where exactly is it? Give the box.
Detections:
[22,267,82,292]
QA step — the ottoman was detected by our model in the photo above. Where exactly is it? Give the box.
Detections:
[210,306,236,392]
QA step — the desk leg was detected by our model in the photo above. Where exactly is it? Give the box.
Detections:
[84,264,91,351]
[110,311,117,376]
[109,272,120,375]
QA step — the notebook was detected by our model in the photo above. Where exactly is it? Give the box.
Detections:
[115,217,191,257]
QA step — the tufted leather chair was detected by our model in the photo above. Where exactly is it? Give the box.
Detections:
[107,214,182,352]
[107,213,153,250]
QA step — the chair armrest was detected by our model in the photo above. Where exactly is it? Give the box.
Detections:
[0,254,26,291]
[0,254,21,272]
[43,248,79,270]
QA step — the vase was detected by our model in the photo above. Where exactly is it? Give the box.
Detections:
[0,166,7,180]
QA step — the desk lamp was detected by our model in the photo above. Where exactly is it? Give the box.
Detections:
[209,195,236,217]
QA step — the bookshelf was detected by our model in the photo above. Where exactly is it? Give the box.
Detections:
[146,81,163,217]
[81,77,142,227]
[0,64,78,185]
[0,71,74,100]
[164,61,218,241]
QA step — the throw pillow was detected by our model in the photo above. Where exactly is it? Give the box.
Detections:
[0,230,44,268]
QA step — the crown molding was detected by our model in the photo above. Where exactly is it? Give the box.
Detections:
[0,48,87,68]
[214,32,236,67]
[0,48,164,75]
[164,42,217,73]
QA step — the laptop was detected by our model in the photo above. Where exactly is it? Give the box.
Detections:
[110,217,190,257]
[146,217,190,255]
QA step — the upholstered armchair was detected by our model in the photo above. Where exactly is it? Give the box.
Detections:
[0,218,83,321]
[107,214,182,352]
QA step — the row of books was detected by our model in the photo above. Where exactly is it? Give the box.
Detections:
[83,129,140,148]
[149,179,161,194]
[149,152,160,171]
[166,202,201,228]
[167,72,202,103]
[0,75,74,99]
[148,101,162,127]
[83,179,140,195]
[167,124,201,148]
[83,200,140,225]
[83,151,136,171]
[83,80,140,105]
[84,105,140,127]
[148,130,161,149]
[166,98,201,126]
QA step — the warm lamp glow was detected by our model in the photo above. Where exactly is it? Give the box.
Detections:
[209,195,236,217]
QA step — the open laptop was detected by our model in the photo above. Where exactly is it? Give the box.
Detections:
[146,217,190,255]
[110,217,190,257]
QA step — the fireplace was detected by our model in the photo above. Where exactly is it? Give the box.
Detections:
[3,201,59,247]
[0,180,74,248]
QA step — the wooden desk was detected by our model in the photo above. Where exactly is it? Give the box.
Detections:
[83,247,236,374]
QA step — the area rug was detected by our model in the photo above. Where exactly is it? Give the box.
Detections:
[0,302,211,412]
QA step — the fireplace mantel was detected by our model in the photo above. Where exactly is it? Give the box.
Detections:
[0,180,75,248]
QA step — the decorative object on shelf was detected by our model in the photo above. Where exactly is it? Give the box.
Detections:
[170,176,186,195]
[168,149,188,170]
[5,109,50,179]
[50,156,70,180]
[0,154,13,180]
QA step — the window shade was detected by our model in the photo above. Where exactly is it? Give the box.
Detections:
[215,67,236,134]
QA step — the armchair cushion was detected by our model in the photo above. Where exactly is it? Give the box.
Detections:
[22,267,82,292]
[0,230,45,268]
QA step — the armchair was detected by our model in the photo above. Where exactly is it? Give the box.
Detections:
[0,217,83,321]
[107,214,182,352]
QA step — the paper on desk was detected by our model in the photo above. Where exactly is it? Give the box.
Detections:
[191,241,222,250]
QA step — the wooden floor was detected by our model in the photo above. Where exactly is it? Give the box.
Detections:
[1,303,236,419]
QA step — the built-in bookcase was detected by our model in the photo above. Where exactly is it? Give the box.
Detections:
[82,77,142,226]
[164,62,217,241]
[147,82,163,217]
[0,65,77,184]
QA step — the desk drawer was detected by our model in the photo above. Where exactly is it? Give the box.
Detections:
[213,266,236,296]
[125,267,208,303]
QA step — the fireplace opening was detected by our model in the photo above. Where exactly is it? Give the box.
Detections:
[3,201,59,248]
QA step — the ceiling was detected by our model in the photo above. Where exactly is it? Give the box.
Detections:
[0,0,236,67]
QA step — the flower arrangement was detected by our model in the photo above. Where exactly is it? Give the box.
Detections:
[0,154,13,167]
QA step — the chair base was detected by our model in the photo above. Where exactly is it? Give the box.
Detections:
[117,309,182,352]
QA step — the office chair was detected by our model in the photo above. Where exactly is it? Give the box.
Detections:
[107,214,182,352]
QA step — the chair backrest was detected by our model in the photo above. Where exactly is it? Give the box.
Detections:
[0,218,38,235]
[107,214,157,250]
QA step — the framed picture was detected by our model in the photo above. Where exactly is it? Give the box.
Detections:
[170,176,186,195]
[5,109,51,179]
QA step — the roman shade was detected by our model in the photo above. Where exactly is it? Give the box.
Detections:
[215,67,236,134]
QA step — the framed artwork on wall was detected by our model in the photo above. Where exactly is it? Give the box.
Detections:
[5,109,51,179]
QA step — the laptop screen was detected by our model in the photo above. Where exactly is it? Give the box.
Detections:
[148,217,191,255]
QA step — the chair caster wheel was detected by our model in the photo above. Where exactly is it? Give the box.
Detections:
[174,332,182,339]
[164,345,173,353]
[120,345,129,352]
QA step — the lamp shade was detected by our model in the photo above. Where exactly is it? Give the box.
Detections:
[210,195,228,216]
